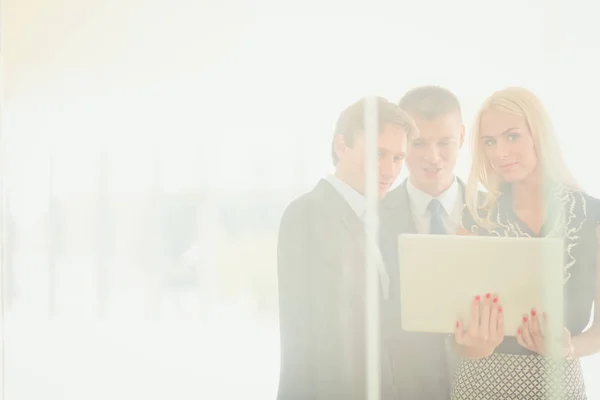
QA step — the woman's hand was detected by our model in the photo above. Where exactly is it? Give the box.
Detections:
[516,309,575,358]
[454,293,505,359]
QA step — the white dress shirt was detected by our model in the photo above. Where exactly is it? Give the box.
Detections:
[326,174,366,218]
[406,177,464,234]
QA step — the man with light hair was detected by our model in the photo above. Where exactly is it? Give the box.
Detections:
[277,97,417,399]
[380,85,467,399]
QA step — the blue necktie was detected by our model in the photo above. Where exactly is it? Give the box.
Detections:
[428,199,446,235]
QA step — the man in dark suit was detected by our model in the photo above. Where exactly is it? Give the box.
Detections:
[380,86,466,399]
[276,97,417,399]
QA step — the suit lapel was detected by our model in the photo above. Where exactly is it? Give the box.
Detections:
[397,181,418,234]
[315,179,390,298]
[382,180,417,234]
[315,180,366,258]
[341,209,366,250]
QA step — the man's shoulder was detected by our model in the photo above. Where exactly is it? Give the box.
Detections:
[381,180,408,209]
[280,180,332,225]
[281,192,314,224]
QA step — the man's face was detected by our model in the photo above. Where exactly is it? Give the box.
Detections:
[335,124,408,198]
[405,112,464,196]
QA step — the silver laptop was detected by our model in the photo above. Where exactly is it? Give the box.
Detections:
[397,234,564,336]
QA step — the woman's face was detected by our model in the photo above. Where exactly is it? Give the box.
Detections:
[479,109,539,184]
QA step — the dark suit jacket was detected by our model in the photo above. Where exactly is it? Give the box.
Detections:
[379,178,467,399]
[277,179,397,400]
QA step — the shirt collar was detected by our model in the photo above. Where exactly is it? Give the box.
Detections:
[406,177,459,216]
[326,174,366,218]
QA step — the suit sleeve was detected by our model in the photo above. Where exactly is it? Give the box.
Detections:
[276,200,316,399]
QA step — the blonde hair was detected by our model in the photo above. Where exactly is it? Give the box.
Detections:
[466,87,579,229]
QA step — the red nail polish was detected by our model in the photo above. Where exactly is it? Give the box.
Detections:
[493,297,499,303]
[523,316,528,322]
[498,306,503,313]
[518,328,522,334]
[456,320,460,328]
[531,309,537,317]
[485,293,491,299]
[475,295,480,301]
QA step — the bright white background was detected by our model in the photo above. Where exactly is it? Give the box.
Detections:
[2,0,599,398]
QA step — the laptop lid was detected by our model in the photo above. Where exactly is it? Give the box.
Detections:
[397,234,564,336]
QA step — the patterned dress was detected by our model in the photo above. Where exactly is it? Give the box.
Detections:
[451,183,600,400]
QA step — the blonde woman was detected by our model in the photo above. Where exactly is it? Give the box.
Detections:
[451,87,600,399]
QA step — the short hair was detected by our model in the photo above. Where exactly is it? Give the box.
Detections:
[398,85,462,120]
[331,97,417,165]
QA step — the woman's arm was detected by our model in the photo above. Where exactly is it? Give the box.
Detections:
[570,225,600,358]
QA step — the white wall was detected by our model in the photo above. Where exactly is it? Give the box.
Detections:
[3,0,599,398]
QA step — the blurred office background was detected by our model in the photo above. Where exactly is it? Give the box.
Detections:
[1,0,599,398]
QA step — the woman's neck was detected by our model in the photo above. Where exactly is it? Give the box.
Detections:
[512,181,543,210]
[510,170,548,211]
